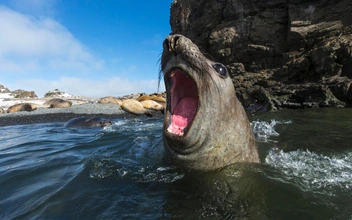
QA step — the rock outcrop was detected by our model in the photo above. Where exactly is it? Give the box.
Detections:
[0,85,10,93]
[11,89,37,98]
[169,0,352,109]
[0,85,37,98]
[44,89,71,98]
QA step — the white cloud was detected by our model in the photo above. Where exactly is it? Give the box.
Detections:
[0,5,164,98]
[8,77,165,98]
[0,6,104,74]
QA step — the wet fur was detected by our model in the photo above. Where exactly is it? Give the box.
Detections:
[160,35,259,171]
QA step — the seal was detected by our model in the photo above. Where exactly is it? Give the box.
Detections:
[98,96,123,105]
[140,100,164,111]
[64,116,113,128]
[43,98,72,108]
[160,35,259,171]
[120,99,152,117]
[0,107,5,114]
[7,103,39,113]
[136,95,166,103]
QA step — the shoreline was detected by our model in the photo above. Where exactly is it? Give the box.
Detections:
[0,103,163,127]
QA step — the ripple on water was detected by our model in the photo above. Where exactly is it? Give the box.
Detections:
[265,148,352,193]
[251,119,291,142]
[1,110,352,219]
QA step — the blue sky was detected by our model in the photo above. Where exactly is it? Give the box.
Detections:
[0,0,173,97]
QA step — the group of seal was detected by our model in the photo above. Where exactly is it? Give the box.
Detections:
[4,98,72,114]
[98,94,166,116]
[160,35,259,171]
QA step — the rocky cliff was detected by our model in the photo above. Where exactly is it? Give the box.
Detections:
[169,0,352,110]
[0,85,37,98]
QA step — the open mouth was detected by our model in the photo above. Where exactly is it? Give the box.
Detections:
[166,69,199,136]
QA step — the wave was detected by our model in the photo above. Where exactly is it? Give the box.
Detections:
[251,119,291,142]
[265,148,352,194]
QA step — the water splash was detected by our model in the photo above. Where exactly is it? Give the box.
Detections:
[119,166,184,183]
[265,148,352,193]
[89,117,183,183]
[102,118,163,133]
[251,120,291,142]
[89,160,184,183]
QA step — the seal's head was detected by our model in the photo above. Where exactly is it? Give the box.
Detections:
[160,35,259,171]
[64,117,113,128]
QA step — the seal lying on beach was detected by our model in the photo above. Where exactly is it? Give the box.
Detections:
[136,94,166,103]
[7,103,39,113]
[43,98,72,108]
[160,35,259,171]
[98,96,123,105]
[120,99,152,117]
[140,100,164,111]
[64,117,113,128]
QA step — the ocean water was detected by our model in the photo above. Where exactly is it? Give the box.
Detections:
[0,108,352,219]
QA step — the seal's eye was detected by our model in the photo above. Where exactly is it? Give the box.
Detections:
[212,63,228,78]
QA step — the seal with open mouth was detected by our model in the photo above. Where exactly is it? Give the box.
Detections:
[160,35,259,171]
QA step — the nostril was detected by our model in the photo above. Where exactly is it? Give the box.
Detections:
[172,36,180,50]
[163,35,183,53]
[173,36,180,45]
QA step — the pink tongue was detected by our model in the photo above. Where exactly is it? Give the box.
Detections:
[167,97,198,135]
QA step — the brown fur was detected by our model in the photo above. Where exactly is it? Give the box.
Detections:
[136,95,166,103]
[120,99,152,117]
[140,100,164,111]
[7,103,38,113]
[43,98,72,108]
[161,35,259,171]
[98,96,122,105]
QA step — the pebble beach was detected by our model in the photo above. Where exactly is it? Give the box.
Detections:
[0,94,163,126]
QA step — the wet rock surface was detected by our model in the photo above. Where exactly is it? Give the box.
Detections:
[170,0,352,110]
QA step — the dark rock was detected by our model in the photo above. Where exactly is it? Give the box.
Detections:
[169,0,352,109]
[11,90,37,98]
[0,85,11,93]
[44,89,67,98]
